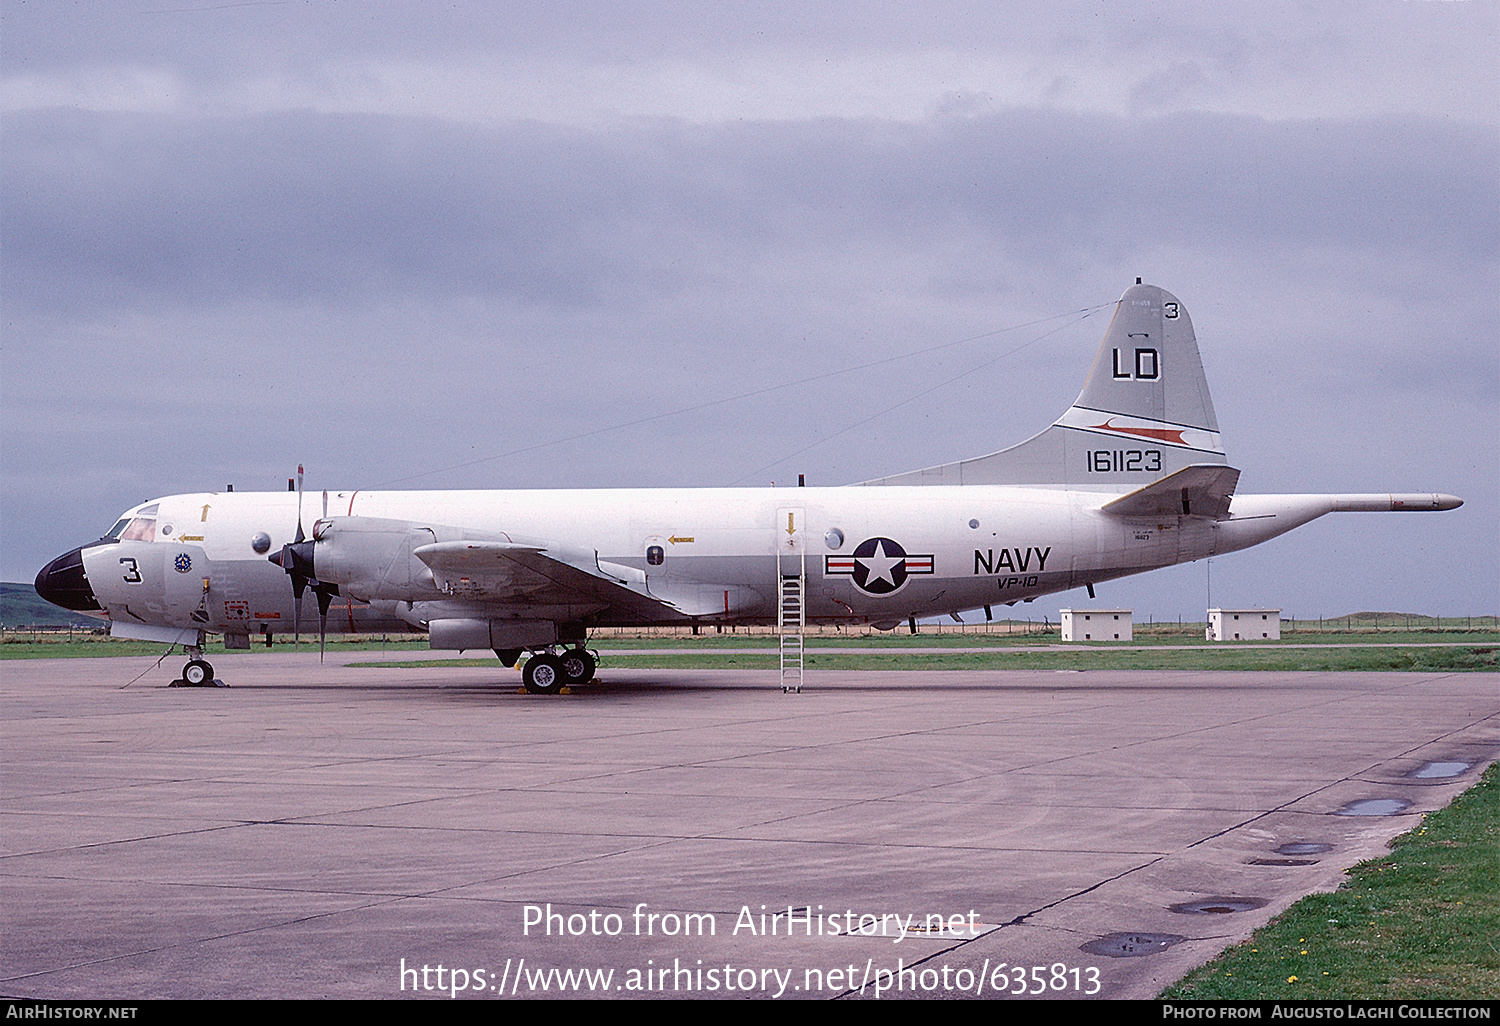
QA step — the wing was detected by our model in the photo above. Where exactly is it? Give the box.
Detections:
[414,539,759,618]
[413,539,667,616]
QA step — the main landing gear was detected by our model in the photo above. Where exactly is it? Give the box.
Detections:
[521,647,597,695]
[170,645,223,688]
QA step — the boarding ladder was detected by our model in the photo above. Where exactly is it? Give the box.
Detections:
[779,569,805,693]
[776,507,807,693]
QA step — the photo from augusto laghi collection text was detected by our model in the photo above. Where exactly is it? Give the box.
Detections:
[397,901,1104,998]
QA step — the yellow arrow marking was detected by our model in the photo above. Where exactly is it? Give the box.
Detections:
[786,512,797,536]
[200,505,211,522]
[668,535,694,544]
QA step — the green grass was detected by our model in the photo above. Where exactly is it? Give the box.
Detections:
[0,632,433,658]
[5,628,1497,672]
[1161,763,1499,1000]
[0,637,181,658]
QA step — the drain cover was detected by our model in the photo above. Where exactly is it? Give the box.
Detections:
[1336,798,1410,816]
[1275,842,1333,856]
[1080,932,1185,957]
[1170,897,1267,915]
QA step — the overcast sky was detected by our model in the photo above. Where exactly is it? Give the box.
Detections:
[3,1,1496,620]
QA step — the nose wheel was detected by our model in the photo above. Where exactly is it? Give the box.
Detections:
[172,656,221,688]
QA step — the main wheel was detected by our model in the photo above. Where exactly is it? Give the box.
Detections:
[559,649,596,686]
[522,654,565,695]
[183,659,213,686]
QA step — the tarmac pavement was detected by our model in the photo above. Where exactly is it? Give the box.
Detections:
[2,653,1495,1000]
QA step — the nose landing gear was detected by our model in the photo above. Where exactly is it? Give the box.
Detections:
[170,645,224,687]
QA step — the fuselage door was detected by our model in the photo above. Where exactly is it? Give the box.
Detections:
[776,507,806,576]
[642,533,669,596]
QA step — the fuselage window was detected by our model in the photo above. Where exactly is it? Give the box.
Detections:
[646,545,665,566]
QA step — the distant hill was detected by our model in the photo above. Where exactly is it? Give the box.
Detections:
[1337,611,1440,622]
[1326,612,1498,625]
[0,582,94,627]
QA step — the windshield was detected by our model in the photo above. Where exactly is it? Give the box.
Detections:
[105,503,160,542]
[119,518,157,541]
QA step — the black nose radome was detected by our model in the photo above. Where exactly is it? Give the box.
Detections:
[35,546,102,612]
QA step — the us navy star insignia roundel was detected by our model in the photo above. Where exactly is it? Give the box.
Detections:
[824,537,934,595]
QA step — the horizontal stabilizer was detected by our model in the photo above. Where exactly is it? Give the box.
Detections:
[1101,464,1241,519]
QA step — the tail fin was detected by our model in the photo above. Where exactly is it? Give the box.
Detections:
[864,283,1227,487]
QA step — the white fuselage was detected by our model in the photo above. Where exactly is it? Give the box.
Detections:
[73,483,1330,641]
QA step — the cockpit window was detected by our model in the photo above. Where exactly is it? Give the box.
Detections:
[106,503,161,541]
[120,518,157,542]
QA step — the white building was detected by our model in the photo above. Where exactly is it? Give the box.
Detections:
[1060,609,1133,641]
[1207,609,1281,641]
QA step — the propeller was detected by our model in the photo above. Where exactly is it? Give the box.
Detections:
[268,465,339,661]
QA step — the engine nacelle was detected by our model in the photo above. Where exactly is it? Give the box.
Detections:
[308,517,445,602]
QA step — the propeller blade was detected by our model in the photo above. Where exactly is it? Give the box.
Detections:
[294,464,306,544]
[314,584,338,663]
[292,580,304,649]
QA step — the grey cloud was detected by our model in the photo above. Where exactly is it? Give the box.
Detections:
[5,107,1492,320]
